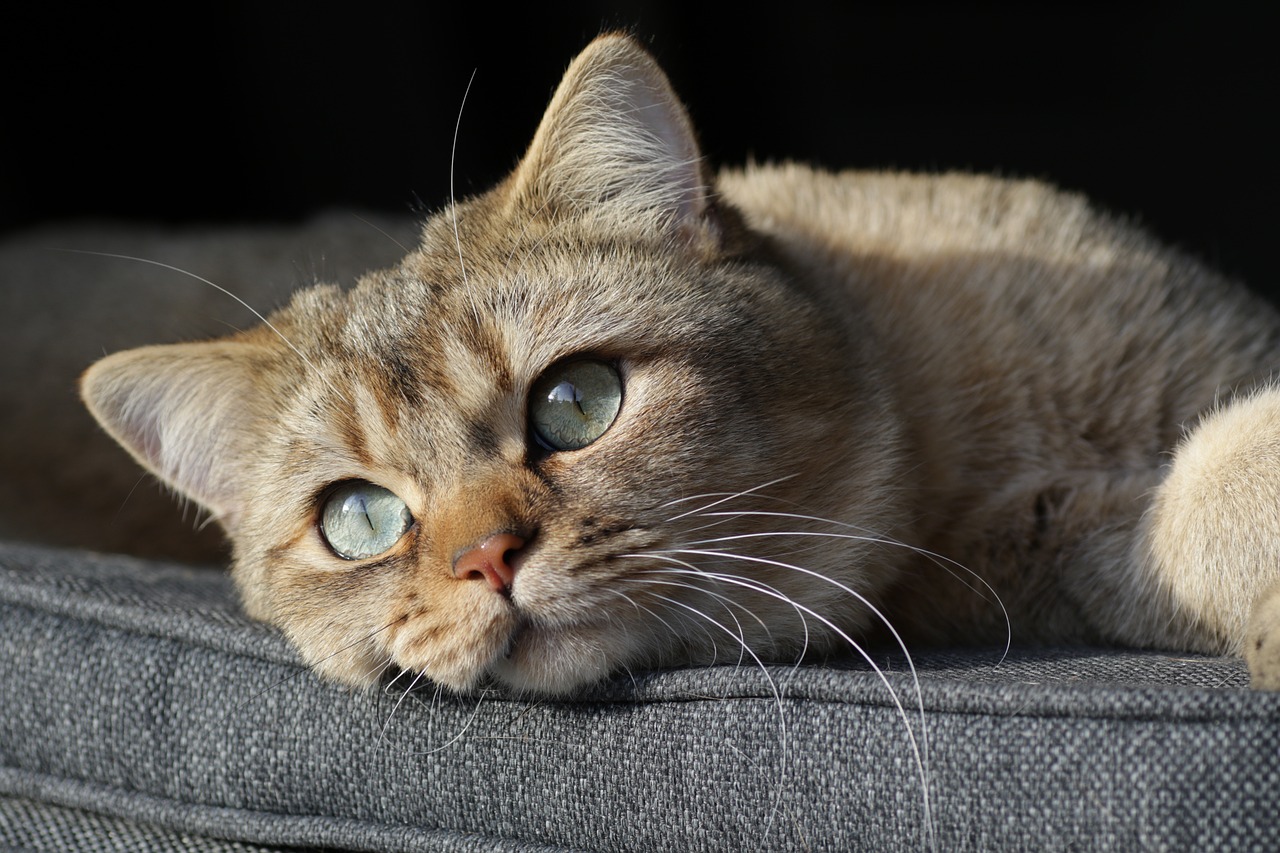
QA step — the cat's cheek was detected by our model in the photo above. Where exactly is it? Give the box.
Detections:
[386,595,521,693]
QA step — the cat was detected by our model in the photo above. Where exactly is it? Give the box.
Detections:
[80,32,1280,697]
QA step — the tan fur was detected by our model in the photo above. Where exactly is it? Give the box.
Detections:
[80,34,1280,695]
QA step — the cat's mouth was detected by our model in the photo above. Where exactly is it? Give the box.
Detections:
[500,618,527,660]
[496,615,563,664]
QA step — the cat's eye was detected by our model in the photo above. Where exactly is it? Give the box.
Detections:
[529,359,622,451]
[319,481,413,560]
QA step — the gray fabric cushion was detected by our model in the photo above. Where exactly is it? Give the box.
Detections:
[1,541,1277,851]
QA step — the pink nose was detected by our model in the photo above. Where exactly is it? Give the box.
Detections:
[453,532,525,593]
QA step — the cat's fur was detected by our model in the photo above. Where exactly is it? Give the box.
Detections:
[81,34,1280,695]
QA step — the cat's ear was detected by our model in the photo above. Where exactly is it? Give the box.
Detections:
[512,33,718,246]
[80,341,272,529]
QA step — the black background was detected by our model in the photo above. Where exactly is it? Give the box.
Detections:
[5,5,1275,295]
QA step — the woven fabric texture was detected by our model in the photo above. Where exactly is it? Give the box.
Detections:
[0,795,285,853]
[2,541,1277,851]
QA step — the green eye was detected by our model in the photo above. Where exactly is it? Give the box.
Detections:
[529,359,622,451]
[320,481,413,560]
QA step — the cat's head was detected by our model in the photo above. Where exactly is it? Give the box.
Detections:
[81,34,906,695]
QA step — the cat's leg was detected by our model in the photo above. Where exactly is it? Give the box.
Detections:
[1144,385,1280,685]
[1246,582,1280,688]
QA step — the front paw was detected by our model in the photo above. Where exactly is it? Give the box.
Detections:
[1245,581,1280,689]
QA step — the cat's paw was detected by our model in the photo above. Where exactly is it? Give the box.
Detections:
[1245,580,1280,689]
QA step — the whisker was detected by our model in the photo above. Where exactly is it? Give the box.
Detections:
[659,475,800,522]
[380,660,415,694]
[631,556,814,690]
[379,667,429,747]
[623,561,790,654]
[58,248,364,418]
[418,687,490,756]
[222,614,408,721]
[647,549,935,845]
[641,590,791,842]
[449,68,480,324]
[603,585,694,636]
[681,506,1011,656]
[721,739,811,850]
[57,249,334,390]
[109,472,151,528]
[607,584,725,662]
[350,212,412,254]
[621,575,758,668]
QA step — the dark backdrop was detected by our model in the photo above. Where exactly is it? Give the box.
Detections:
[4,5,1274,295]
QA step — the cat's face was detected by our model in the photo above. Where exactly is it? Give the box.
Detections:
[81,35,906,695]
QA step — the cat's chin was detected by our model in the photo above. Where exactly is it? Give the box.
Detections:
[482,618,627,697]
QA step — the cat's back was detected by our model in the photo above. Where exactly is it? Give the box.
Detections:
[721,163,1108,261]
[720,162,1280,492]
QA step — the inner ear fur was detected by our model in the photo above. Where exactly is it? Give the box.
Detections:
[80,340,276,528]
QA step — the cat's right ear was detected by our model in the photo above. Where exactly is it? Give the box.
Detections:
[80,342,271,530]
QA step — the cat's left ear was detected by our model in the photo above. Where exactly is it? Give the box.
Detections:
[511,33,720,248]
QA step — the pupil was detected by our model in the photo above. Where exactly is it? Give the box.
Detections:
[347,494,375,531]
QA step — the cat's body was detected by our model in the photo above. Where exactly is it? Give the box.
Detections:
[723,165,1280,653]
[79,34,1280,696]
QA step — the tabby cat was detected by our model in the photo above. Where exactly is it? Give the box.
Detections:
[81,33,1280,696]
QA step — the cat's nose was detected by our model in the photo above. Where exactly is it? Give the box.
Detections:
[453,532,526,593]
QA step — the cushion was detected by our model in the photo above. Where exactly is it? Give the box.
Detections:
[2,541,1276,851]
